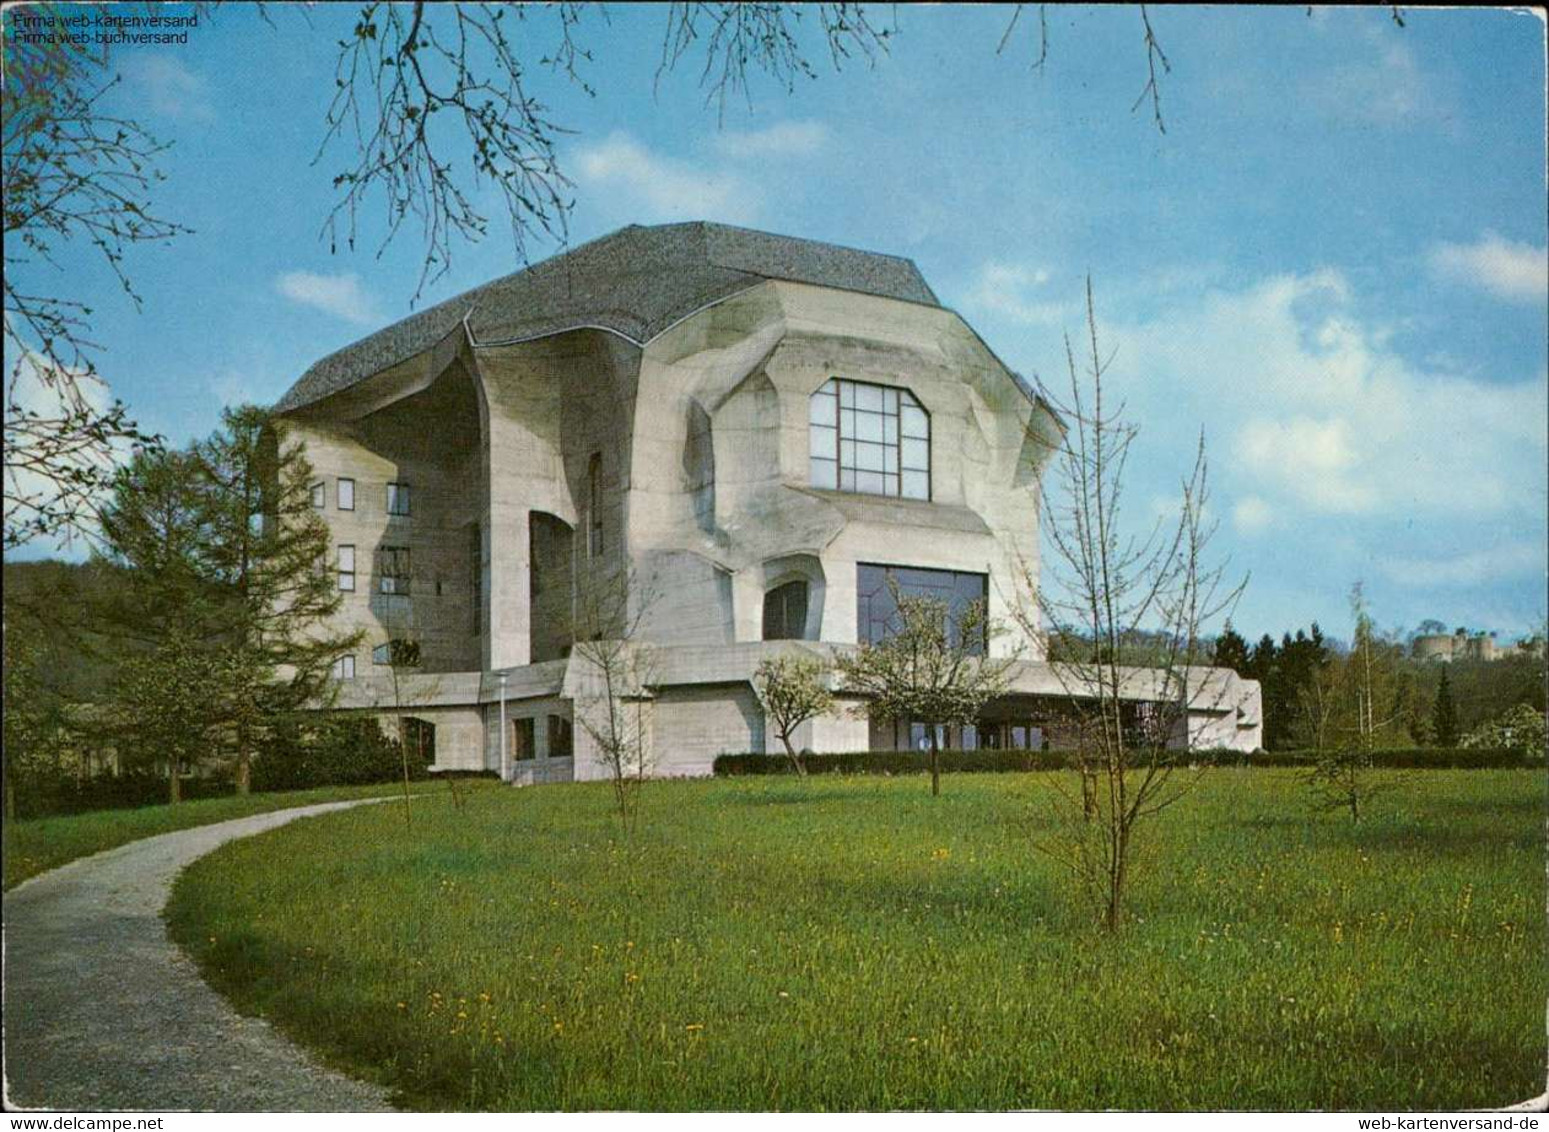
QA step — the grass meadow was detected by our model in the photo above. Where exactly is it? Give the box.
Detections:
[166,770,1544,1111]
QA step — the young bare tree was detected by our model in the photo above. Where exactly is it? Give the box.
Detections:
[754,653,835,776]
[570,568,658,829]
[372,594,465,825]
[1025,280,1243,932]
[1303,584,1406,822]
[837,582,1014,797]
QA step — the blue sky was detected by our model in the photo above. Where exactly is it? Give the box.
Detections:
[16,4,1548,644]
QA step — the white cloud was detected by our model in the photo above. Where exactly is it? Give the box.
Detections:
[713,121,830,159]
[275,271,382,326]
[964,262,1071,326]
[118,56,214,122]
[1235,416,1377,514]
[1377,542,1546,588]
[1103,269,1549,526]
[4,351,128,555]
[1427,232,1548,304]
[573,132,759,224]
[1305,37,1457,133]
[1232,496,1273,534]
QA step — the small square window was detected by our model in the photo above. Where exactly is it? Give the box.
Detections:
[337,478,355,511]
[811,425,837,460]
[332,655,356,680]
[310,482,326,509]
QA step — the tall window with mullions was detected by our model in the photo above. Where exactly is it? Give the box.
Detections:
[809,378,929,500]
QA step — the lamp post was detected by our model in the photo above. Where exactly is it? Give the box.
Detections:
[498,671,510,782]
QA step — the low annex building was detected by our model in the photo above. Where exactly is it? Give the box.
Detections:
[274,222,1262,781]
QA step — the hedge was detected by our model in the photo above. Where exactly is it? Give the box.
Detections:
[7,769,231,819]
[8,714,432,819]
[713,746,1539,777]
[251,714,432,792]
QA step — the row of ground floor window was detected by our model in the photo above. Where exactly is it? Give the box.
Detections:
[393,696,1183,784]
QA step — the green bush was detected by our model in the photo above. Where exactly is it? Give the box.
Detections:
[251,714,430,792]
[9,768,229,819]
[714,746,1536,776]
[717,749,1076,776]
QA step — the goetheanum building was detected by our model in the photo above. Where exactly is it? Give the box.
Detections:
[274,222,1262,782]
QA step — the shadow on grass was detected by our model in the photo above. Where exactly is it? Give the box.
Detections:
[724,784,884,807]
[1232,812,1541,856]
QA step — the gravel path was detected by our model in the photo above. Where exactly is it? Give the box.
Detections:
[3,800,396,1112]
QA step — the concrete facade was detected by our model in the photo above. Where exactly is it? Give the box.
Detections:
[275,223,1262,780]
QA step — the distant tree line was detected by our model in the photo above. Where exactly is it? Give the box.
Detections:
[1210,611,1545,753]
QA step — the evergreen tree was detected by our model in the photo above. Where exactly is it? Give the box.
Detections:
[100,409,361,795]
[115,624,224,804]
[196,406,362,793]
[1431,666,1460,747]
[98,448,225,800]
[1212,621,1251,674]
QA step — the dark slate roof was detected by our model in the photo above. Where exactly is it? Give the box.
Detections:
[275,222,944,413]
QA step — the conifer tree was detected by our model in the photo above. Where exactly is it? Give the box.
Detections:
[98,447,224,800]
[1431,666,1460,748]
[100,408,361,794]
[196,405,362,793]
[1212,622,1251,674]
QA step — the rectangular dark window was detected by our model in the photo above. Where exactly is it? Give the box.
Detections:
[548,715,573,759]
[337,477,355,511]
[763,580,810,641]
[337,545,355,592]
[587,454,604,557]
[387,482,411,517]
[856,563,988,653]
[469,522,482,636]
[378,546,411,595]
[512,717,536,761]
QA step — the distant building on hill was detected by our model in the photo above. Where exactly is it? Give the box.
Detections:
[1412,627,1546,663]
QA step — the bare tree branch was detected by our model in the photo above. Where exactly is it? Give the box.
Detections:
[316,1,578,302]
[3,12,185,549]
[656,3,893,123]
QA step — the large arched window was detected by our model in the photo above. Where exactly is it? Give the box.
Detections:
[809,378,929,500]
[763,579,810,641]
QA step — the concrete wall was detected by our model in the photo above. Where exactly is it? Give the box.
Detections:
[628,281,1060,658]
[652,684,765,776]
[278,356,485,677]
